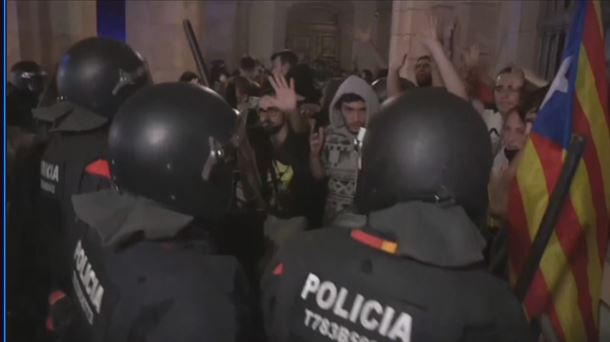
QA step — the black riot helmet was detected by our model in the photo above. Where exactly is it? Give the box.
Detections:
[371,77,388,103]
[57,37,152,118]
[356,88,492,220]
[371,77,416,103]
[9,61,47,95]
[108,82,238,220]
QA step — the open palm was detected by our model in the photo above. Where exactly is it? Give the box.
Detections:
[268,73,297,113]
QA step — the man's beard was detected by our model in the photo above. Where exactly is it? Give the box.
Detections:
[416,73,433,88]
[262,121,283,135]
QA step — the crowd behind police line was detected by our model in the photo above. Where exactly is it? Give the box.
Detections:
[6,14,556,342]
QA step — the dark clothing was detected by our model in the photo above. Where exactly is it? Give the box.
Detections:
[36,102,111,243]
[260,129,324,226]
[262,202,532,342]
[7,84,39,130]
[34,102,114,336]
[39,128,111,281]
[52,190,255,342]
[6,127,50,342]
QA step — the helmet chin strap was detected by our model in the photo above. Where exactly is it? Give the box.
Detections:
[201,137,223,181]
[201,136,237,182]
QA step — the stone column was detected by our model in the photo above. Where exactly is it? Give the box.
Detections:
[248,1,278,66]
[12,0,96,73]
[203,1,239,70]
[126,1,206,83]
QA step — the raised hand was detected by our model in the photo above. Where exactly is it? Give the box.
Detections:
[267,73,297,113]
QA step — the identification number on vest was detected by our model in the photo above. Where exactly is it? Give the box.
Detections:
[304,308,377,342]
[300,272,412,342]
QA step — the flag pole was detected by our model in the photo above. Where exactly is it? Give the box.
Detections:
[183,19,211,87]
[514,134,587,301]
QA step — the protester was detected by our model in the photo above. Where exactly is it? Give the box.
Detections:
[179,70,201,84]
[387,15,467,100]
[254,75,325,253]
[310,75,379,228]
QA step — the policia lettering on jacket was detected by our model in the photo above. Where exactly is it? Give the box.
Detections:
[73,240,104,325]
[300,273,412,342]
[40,160,60,195]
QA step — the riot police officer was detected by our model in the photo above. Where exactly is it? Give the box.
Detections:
[6,60,49,341]
[54,82,254,341]
[7,60,47,130]
[32,38,151,338]
[262,88,532,342]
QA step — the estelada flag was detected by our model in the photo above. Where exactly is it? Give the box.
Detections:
[507,1,610,341]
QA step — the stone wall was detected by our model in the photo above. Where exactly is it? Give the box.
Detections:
[125,1,206,83]
[7,0,97,73]
[7,0,544,82]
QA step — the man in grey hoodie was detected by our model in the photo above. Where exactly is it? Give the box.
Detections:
[310,75,379,228]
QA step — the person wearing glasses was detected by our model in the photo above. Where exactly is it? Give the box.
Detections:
[255,74,325,260]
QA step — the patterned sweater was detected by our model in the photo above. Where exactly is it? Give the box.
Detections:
[322,76,379,226]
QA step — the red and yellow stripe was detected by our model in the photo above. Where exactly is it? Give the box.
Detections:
[508,1,609,341]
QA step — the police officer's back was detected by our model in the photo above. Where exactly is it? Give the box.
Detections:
[34,38,151,286]
[262,89,532,342]
[55,83,254,342]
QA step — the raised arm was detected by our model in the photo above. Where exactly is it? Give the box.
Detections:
[418,15,468,100]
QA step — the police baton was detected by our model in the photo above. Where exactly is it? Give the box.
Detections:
[513,134,586,300]
[183,19,211,87]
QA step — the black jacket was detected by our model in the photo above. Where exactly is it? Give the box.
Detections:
[262,202,533,342]
[54,190,255,342]
[34,102,113,287]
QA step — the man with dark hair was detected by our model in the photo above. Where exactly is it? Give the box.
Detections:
[271,50,298,77]
[414,55,433,87]
[359,69,374,84]
[240,55,258,81]
[254,75,324,252]
[226,55,262,109]
[179,71,200,84]
[310,75,379,228]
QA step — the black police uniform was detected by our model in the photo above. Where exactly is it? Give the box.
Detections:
[262,89,533,342]
[33,37,151,295]
[53,82,260,342]
[6,127,49,342]
[262,203,532,342]
[35,102,111,238]
[53,190,253,342]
